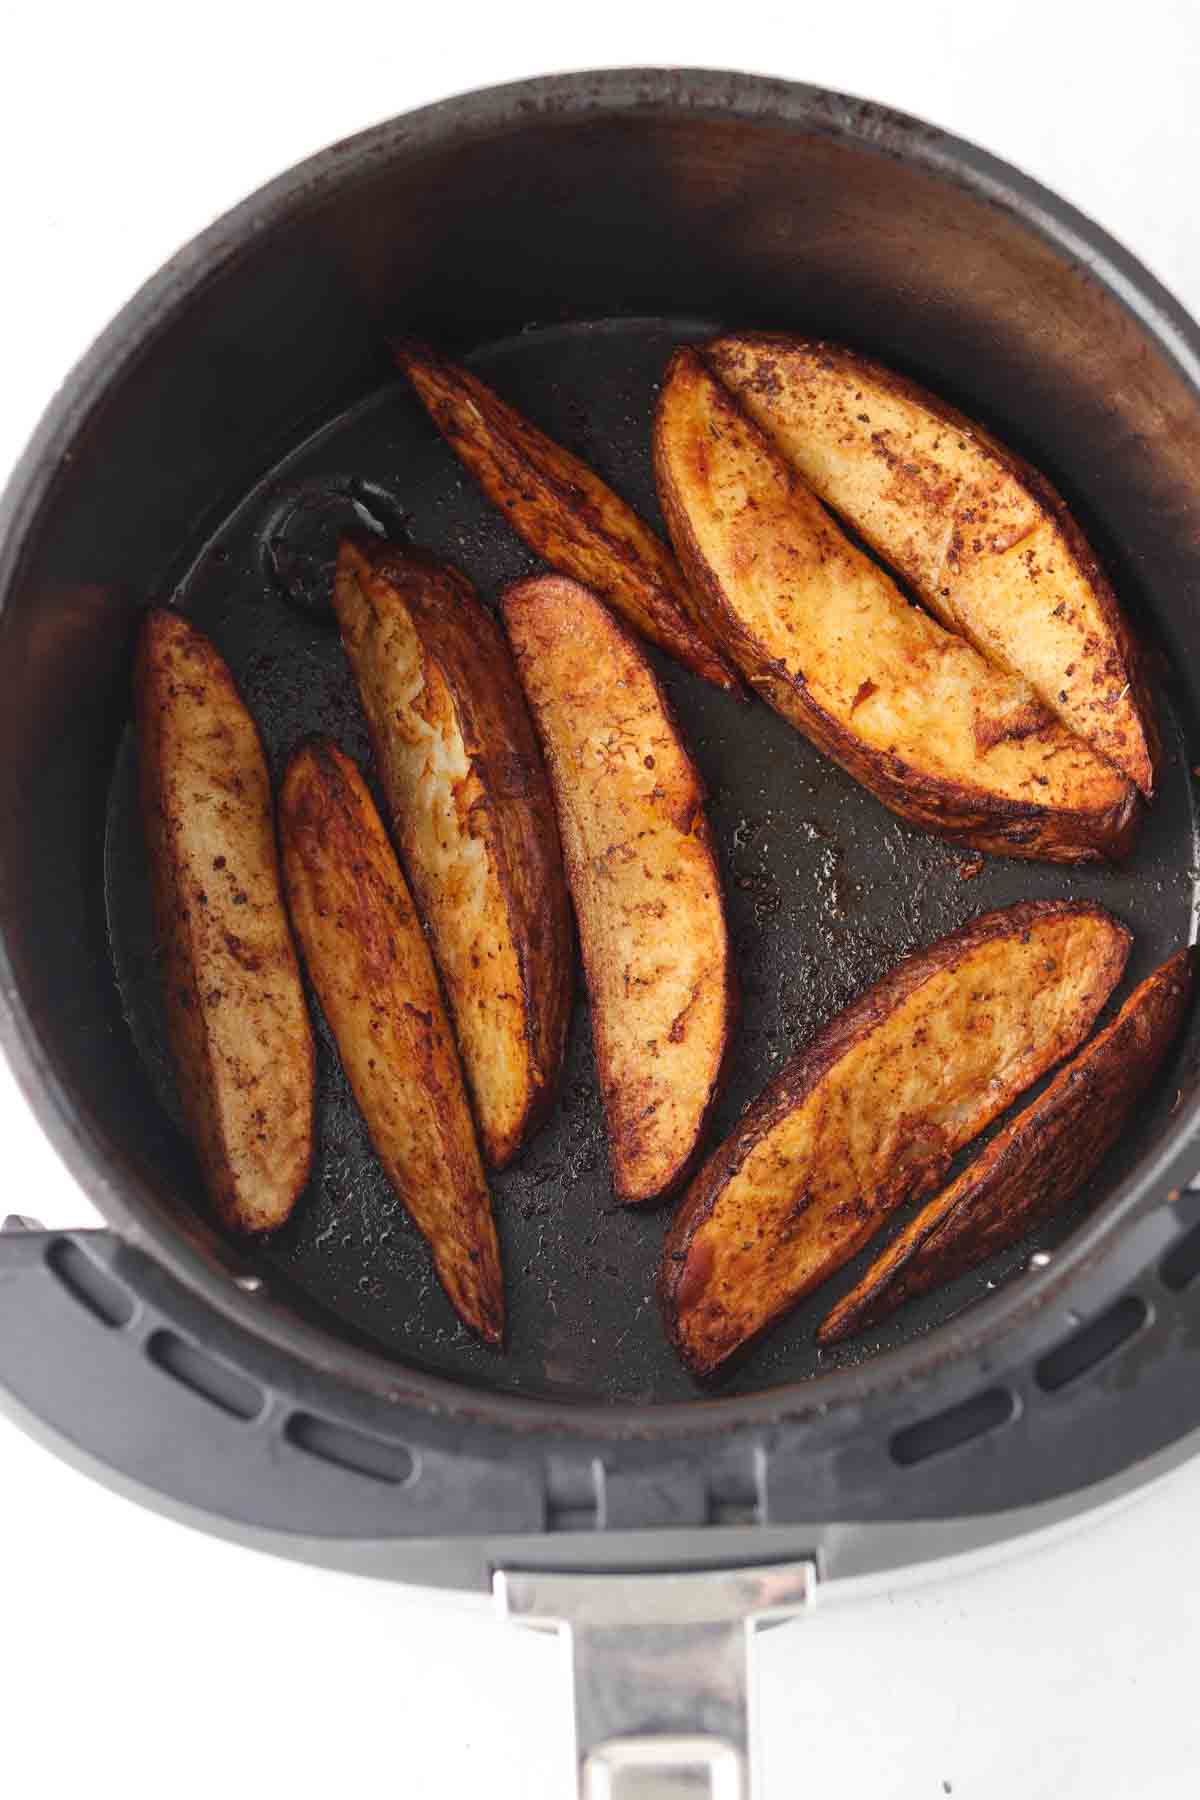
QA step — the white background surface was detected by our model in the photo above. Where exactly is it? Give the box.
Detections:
[3,5,1200,1796]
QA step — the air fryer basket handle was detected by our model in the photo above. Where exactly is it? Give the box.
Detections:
[496,1563,815,1799]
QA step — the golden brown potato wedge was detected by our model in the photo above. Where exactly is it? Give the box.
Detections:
[705,334,1157,795]
[135,609,314,1234]
[279,738,503,1344]
[659,900,1129,1376]
[502,573,735,1204]
[654,349,1140,864]
[817,946,1195,1344]
[333,540,573,1169]
[395,341,740,693]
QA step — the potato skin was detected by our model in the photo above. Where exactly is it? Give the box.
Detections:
[134,609,314,1234]
[502,574,736,1205]
[818,946,1195,1344]
[395,341,740,692]
[660,900,1130,1376]
[706,333,1158,796]
[654,349,1140,864]
[333,540,572,1168]
[278,739,503,1344]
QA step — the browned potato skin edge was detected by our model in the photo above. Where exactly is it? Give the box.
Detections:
[394,340,743,695]
[658,899,1130,1375]
[817,946,1195,1344]
[653,349,1142,865]
[502,574,738,1205]
[335,540,574,1167]
[135,610,315,1235]
[278,737,504,1345]
[703,333,1161,798]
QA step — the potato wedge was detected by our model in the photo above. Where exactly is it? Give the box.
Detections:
[818,947,1195,1344]
[659,900,1129,1376]
[654,349,1140,864]
[278,738,502,1344]
[135,608,314,1234]
[706,334,1157,795]
[502,573,735,1204]
[333,540,572,1168]
[395,341,740,692]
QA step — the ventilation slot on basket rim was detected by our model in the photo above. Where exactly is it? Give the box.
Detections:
[285,1412,415,1485]
[890,1387,1016,1467]
[545,1457,603,1531]
[707,1460,763,1527]
[1035,1295,1148,1393]
[46,1239,135,1328]
[1161,1219,1200,1292]
[146,1329,264,1419]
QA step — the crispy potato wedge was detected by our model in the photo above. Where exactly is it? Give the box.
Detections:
[395,341,740,692]
[135,609,314,1234]
[279,738,503,1343]
[706,334,1157,795]
[818,947,1195,1344]
[659,900,1129,1376]
[334,540,572,1168]
[502,573,735,1204]
[654,349,1140,864]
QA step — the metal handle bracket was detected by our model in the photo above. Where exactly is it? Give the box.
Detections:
[495,1560,816,1799]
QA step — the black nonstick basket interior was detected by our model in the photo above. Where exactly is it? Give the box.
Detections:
[102,315,1200,1405]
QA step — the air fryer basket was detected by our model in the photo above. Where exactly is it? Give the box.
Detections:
[3,68,1200,1800]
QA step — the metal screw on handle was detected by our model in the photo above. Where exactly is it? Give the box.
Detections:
[495,1561,816,1799]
